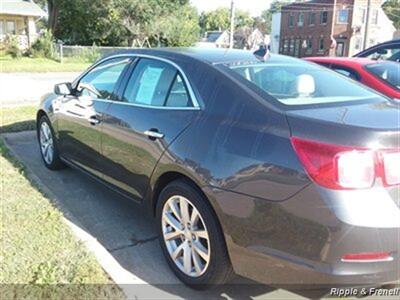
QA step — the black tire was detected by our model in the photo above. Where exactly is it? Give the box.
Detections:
[156,179,234,289]
[37,115,65,170]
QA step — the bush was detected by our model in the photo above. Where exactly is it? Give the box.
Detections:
[78,45,101,63]
[5,35,22,58]
[31,30,56,59]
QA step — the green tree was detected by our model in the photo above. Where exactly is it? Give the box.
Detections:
[199,8,254,32]
[261,0,291,34]
[383,0,400,29]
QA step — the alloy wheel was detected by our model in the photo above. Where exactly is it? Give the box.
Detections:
[161,195,211,277]
[39,121,54,165]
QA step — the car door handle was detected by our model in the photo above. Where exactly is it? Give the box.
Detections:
[144,130,164,140]
[88,116,101,125]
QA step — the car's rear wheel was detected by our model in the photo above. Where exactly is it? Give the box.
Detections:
[156,179,234,289]
[37,115,65,170]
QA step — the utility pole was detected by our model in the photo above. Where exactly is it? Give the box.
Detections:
[330,0,337,56]
[363,0,371,50]
[229,0,235,49]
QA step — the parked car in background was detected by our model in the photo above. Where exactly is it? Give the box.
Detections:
[354,39,400,62]
[304,57,400,100]
[37,48,400,289]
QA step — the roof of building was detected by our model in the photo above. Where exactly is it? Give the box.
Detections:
[282,0,333,10]
[206,31,228,43]
[0,0,46,17]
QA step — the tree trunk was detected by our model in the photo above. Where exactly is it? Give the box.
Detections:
[47,0,59,33]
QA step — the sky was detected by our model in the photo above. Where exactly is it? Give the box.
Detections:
[190,0,272,17]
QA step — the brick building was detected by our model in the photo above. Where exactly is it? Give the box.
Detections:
[278,0,395,58]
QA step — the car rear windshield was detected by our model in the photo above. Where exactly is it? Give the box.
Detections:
[227,62,381,105]
[364,61,400,91]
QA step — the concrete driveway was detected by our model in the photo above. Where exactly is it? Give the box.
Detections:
[3,131,341,299]
[0,72,80,106]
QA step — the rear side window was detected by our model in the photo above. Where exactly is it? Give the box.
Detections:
[331,65,360,81]
[365,62,400,90]
[123,58,192,107]
[227,62,382,106]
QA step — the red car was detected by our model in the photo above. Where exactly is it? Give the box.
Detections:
[304,57,400,100]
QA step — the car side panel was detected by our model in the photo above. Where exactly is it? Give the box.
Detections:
[150,61,309,203]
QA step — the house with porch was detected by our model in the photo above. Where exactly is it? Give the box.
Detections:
[0,0,46,49]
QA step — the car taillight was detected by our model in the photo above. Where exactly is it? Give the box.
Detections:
[291,137,399,190]
[381,151,400,186]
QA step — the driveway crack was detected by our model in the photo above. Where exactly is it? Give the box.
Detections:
[108,235,158,252]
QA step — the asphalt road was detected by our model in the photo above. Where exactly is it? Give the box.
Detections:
[1,72,80,106]
[3,131,343,299]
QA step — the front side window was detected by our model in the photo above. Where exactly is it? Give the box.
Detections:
[123,58,192,107]
[337,9,349,24]
[365,62,400,90]
[79,57,131,99]
[365,46,400,62]
[6,21,15,34]
[320,11,328,24]
[225,61,381,106]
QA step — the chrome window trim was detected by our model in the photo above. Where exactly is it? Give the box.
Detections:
[90,53,202,111]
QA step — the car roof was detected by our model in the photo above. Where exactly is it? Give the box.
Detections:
[103,47,301,66]
[304,56,375,66]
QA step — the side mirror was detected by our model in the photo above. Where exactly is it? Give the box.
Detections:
[54,82,72,96]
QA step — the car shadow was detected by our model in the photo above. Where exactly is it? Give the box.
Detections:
[3,131,327,299]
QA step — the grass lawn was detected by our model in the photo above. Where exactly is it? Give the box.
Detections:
[1,106,37,133]
[0,107,125,298]
[0,55,90,72]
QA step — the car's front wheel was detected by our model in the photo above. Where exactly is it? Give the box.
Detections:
[37,115,65,170]
[156,179,234,289]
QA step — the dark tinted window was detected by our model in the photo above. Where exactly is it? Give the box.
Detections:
[363,45,400,62]
[331,66,360,81]
[165,74,191,107]
[79,57,131,99]
[123,58,191,107]
[365,62,400,90]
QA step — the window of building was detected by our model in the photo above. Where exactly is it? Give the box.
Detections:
[320,11,328,24]
[0,21,4,35]
[298,13,304,26]
[6,21,16,34]
[358,8,366,24]
[305,39,313,54]
[336,42,345,56]
[289,14,294,27]
[308,12,316,26]
[354,37,363,51]
[283,39,289,53]
[371,9,378,25]
[337,9,349,24]
[289,39,295,55]
[318,37,324,52]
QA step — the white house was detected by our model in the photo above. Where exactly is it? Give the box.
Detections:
[349,1,396,56]
[0,0,46,49]
[270,12,281,53]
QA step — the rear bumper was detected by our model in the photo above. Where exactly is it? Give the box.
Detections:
[203,184,400,287]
